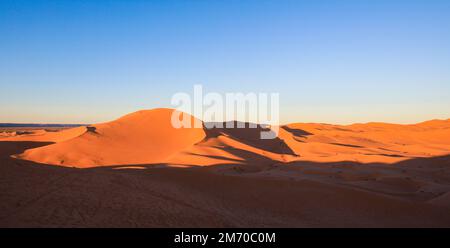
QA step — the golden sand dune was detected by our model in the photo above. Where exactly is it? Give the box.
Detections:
[1,108,450,227]
[9,109,450,168]
[14,109,205,167]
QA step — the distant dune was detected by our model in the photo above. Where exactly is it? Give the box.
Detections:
[1,108,450,227]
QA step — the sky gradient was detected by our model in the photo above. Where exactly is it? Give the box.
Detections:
[1,0,450,124]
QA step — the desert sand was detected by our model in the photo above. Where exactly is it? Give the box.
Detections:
[1,108,450,227]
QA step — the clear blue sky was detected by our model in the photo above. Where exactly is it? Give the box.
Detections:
[1,0,449,124]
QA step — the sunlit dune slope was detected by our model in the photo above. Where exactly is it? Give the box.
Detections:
[15,108,205,167]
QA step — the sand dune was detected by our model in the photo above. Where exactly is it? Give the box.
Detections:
[10,109,450,168]
[13,109,205,167]
[1,126,86,142]
[279,120,450,164]
[2,109,450,227]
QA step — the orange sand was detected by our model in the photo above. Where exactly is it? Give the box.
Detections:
[13,109,205,166]
[1,108,449,227]
[11,108,449,167]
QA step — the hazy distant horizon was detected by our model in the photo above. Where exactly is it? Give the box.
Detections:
[0,112,449,126]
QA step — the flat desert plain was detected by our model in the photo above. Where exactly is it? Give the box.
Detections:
[1,108,450,227]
